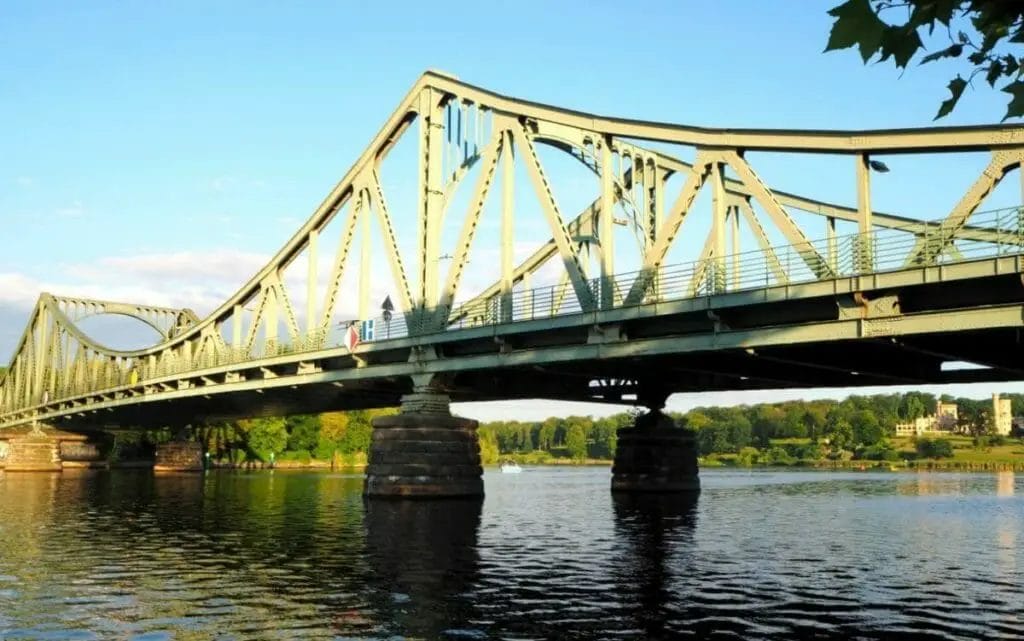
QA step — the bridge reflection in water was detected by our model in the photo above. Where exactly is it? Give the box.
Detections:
[364,498,482,638]
[611,493,699,640]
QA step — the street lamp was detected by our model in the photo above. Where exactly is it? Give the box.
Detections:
[381,295,394,338]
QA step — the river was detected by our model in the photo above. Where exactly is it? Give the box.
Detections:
[0,468,1020,640]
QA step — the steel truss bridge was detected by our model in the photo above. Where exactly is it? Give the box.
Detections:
[4,71,1024,430]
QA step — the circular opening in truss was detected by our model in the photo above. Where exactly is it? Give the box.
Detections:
[73,314,168,351]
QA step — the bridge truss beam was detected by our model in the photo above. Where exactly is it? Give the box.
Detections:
[4,71,1024,427]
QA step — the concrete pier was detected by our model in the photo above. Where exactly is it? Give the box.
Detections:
[365,390,483,498]
[611,410,700,493]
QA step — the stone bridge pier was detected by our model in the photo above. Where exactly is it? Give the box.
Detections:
[612,387,700,493]
[365,375,483,498]
[154,427,204,472]
[0,425,105,472]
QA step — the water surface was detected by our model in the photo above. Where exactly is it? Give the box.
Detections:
[0,468,1020,640]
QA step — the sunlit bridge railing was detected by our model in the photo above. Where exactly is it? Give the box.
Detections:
[444,205,1024,330]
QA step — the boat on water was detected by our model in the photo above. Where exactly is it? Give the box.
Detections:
[500,461,523,474]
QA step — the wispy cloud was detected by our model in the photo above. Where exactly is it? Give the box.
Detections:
[15,176,34,189]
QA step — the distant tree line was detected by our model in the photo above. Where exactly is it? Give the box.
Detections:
[478,392,1024,465]
[477,413,636,464]
[111,408,396,467]
[66,391,1024,466]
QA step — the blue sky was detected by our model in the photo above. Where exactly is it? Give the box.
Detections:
[3,1,1024,420]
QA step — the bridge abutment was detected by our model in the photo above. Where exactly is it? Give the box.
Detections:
[612,389,700,493]
[364,388,483,498]
[0,426,104,472]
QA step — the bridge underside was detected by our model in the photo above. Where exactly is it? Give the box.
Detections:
[50,326,1019,431]
[45,263,1024,432]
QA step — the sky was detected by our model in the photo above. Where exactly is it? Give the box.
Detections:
[3,0,1024,421]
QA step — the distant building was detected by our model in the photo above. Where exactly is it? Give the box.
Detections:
[896,395,1018,437]
[936,402,958,430]
[895,400,960,437]
[993,393,1013,436]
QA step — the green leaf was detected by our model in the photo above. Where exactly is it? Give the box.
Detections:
[920,43,963,64]
[935,75,968,120]
[986,60,1006,87]
[909,0,958,29]
[878,25,924,68]
[1004,55,1019,76]
[825,0,887,61]
[1002,80,1024,120]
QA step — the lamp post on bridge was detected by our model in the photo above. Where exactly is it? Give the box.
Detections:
[381,295,393,339]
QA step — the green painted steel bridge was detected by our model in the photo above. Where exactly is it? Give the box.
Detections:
[4,71,1024,432]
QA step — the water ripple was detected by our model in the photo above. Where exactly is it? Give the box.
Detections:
[0,468,1021,639]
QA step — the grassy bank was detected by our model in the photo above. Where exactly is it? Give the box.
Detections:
[700,435,1024,471]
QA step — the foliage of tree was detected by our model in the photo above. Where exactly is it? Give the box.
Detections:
[240,417,289,461]
[565,423,588,460]
[825,1,1024,119]
[956,397,992,436]
[125,391,1020,468]
[285,414,319,454]
[916,437,955,458]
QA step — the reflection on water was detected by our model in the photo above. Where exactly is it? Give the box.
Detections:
[364,499,482,639]
[0,468,1022,640]
[611,493,698,640]
[997,470,1015,497]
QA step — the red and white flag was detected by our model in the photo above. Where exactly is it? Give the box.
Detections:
[344,324,360,351]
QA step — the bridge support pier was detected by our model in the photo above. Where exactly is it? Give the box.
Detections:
[365,387,483,498]
[0,426,101,472]
[154,432,204,472]
[611,390,700,493]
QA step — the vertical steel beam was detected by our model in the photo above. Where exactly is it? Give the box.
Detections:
[33,305,49,402]
[264,285,278,346]
[232,305,242,350]
[730,205,740,290]
[307,229,318,340]
[501,130,515,321]
[711,161,727,293]
[358,189,371,323]
[856,153,874,273]
[417,89,444,320]
[599,138,615,308]
[652,165,664,251]
[826,216,837,273]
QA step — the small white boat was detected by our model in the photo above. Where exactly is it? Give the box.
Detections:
[500,461,523,474]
